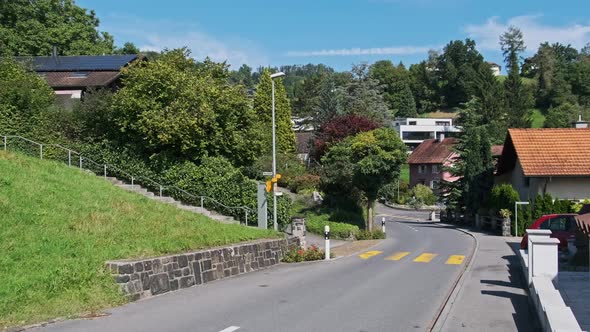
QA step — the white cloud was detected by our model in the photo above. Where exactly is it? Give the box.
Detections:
[465,15,590,51]
[286,46,434,57]
[102,15,268,68]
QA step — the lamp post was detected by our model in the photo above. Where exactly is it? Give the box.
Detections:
[515,201,530,237]
[270,71,285,231]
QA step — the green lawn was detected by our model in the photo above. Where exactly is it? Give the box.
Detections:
[530,109,545,128]
[0,151,278,328]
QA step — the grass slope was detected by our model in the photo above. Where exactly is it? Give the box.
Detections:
[0,151,278,328]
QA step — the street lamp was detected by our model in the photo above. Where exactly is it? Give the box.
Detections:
[270,71,285,231]
[514,201,530,237]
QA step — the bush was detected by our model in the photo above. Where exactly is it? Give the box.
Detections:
[355,230,386,240]
[408,184,436,208]
[306,216,360,239]
[282,245,329,263]
[378,181,409,203]
[289,174,320,193]
[490,184,520,211]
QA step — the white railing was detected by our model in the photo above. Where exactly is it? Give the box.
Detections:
[1,135,253,225]
[518,230,583,331]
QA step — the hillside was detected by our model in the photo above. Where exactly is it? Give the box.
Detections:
[0,151,278,328]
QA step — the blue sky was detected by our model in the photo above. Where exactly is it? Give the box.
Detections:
[78,0,590,72]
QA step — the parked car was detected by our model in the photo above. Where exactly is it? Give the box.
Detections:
[520,214,578,250]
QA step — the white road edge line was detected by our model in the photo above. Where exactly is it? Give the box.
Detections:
[219,326,240,332]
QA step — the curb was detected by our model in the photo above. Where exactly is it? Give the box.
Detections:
[427,224,480,332]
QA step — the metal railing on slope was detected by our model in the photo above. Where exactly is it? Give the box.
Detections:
[1,135,253,225]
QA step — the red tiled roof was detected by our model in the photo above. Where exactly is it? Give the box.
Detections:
[42,71,121,88]
[408,138,457,164]
[506,128,590,176]
[491,145,504,157]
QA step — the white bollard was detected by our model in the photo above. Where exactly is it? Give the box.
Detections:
[324,225,330,261]
[382,217,386,233]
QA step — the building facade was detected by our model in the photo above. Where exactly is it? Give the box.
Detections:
[393,117,460,150]
[408,137,459,192]
[495,128,590,201]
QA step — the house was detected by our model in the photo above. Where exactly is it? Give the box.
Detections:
[393,117,460,150]
[407,136,459,191]
[495,128,590,201]
[295,131,313,165]
[487,61,502,76]
[16,54,142,109]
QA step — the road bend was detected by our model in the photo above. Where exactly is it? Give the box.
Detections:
[36,206,474,332]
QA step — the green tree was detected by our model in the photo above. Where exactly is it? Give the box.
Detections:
[500,26,533,128]
[0,0,114,56]
[336,64,390,124]
[253,69,296,154]
[409,50,441,113]
[0,58,54,135]
[229,64,254,89]
[369,60,417,117]
[321,128,407,230]
[113,48,263,166]
[115,42,140,55]
[544,103,579,128]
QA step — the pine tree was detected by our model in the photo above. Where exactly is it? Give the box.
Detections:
[500,26,533,128]
[253,69,297,154]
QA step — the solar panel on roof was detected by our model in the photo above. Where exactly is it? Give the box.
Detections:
[15,55,139,72]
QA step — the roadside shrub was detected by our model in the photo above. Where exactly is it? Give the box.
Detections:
[282,245,329,263]
[289,174,320,193]
[356,230,386,240]
[412,184,437,205]
[306,216,360,239]
[490,184,520,212]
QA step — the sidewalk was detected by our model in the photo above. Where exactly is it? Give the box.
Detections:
[439,230,540,331]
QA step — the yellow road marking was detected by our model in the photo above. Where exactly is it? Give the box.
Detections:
[359,251,383,259]
[445,255,465,265]
[413,253,437,263]
[385,252,411,261]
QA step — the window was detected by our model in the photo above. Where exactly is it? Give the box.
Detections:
[409,121,417,125]
[430,180,440,190]
[418,165,428,174]
[418,179,426,185]
[432,165,439,174]
[436,121,450,126]
[69,72,89,78]
[540,216,576,232]
[402,132,434,140]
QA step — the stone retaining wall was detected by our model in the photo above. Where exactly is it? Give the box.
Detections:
[106,237,300,301]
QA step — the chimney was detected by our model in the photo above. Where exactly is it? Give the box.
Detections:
[573,115,589,129]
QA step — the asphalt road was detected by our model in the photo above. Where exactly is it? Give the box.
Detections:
[36,205,474,332]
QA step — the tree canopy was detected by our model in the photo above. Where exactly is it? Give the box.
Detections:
[113,49,264,166]
[0,0,114,56]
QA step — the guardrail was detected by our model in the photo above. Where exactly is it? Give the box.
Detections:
[2,135,253,225]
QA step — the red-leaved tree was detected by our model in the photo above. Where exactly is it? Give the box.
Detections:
[312,114,380,161]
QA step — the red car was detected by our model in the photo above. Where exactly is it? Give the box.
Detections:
[520,214,578,250]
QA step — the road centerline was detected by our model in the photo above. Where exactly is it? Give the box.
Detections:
[445,255,465,265]
[218,326,240,332]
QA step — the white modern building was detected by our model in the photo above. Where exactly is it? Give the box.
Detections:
[393,117,460,150]
[487,62,502,76]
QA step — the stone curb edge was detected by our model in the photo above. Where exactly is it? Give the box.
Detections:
[427,224,480,332]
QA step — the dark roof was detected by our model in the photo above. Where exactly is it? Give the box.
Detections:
[497,128,590,176]
[295,132,313,154]
[42,71,121,89]
[16,55,139,72]
[408,138,457,164]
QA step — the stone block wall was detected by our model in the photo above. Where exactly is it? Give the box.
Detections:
[106,237,300,301]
